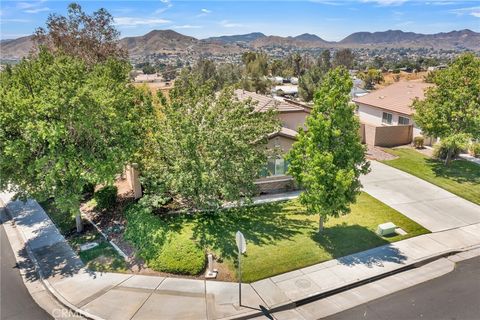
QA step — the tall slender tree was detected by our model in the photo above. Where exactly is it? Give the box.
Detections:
[287,67,369,232]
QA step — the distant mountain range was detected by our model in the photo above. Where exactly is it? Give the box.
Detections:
[1,29,479,60]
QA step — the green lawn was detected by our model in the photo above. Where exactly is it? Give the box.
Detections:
[382,148,480,205]
[125,192,428,282]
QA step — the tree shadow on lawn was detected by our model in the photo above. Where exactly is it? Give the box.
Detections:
[311,223,408,268]
[190,202,312,264]
[426,158,480,185]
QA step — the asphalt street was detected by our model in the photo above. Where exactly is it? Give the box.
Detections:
[325,256,480,320]
[1,222,51,320]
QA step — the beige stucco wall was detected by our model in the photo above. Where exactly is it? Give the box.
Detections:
[278,111,308,131]
[356,102,413,127]
[374,125,413,147]
[364,123,377,146]
[267,135,295,155]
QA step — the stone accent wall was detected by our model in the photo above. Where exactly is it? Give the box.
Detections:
[255,176,297,194]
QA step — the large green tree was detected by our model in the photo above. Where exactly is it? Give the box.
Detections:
[241,52,270,94]
[298,66,325,102]
[34,3,127,66]
[0,50,154,232]
[414,53,480,165]
[287,67,369,232]
[358,69,384,90]
[147,82,280,210]
[333,49,355,70]
[175,59,241,94]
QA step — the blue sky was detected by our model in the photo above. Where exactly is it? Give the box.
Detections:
[1,1,479,40]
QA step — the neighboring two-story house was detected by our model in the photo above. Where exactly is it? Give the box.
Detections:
[353,81,434,147]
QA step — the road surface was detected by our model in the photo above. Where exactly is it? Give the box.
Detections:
[325,256,480,320]
[1,222,51,320]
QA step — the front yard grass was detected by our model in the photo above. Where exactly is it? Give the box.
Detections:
[382,148,480,205]
[125,192,428,282]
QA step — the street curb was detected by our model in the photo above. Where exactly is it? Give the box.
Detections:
[1,200,105,320]
[222,247,478,320]
[3,196,480,320]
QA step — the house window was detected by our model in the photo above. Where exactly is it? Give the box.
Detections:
[262,157,289,177]
[382,112,393,125]
[398,116,410,125]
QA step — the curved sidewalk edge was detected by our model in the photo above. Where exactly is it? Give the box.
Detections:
[0,198,102,320]
[3,193,480,320]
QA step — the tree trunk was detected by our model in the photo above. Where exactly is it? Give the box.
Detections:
[444,147,453,166]
[318,215,324,233]
[75,211,83,233]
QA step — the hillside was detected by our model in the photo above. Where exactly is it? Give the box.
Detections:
[205,32,266,44]
[120,29,198,57]
[0,35,34,60]
[339,29,480,49]
[1,29,479,61]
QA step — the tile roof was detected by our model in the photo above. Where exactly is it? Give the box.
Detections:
[353,81,433,116]
[234,89,305,112]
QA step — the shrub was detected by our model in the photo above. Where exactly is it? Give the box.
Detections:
[124,203,205,275]
[469,142,480,158]
[433,141,461,160]
[413,136,424,149]
[82,182,95,195]
[94,185,118,210]
[150,235,205,275]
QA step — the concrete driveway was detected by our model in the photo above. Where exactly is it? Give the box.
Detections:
[361,161,480,232]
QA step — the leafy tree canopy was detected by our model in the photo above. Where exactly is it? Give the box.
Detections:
[358,68,384,90]
[33,3,127,66]
[143,82,280,210]
[0,50,155,228]
[287,67,369,231]
[333,49,355,70]
[414,53,480,164]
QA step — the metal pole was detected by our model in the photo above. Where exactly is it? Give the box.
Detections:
[238,250,242,306]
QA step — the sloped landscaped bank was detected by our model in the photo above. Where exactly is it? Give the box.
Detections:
[124,192,428,282]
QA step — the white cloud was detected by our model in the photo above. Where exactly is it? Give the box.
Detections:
[114,17,171,26]
[450,6,480,18]
[309,1,345,5]
[362,0,408,6]
[17,2,38,9]
[220,20,244,28]
[396,20,414,27]
[24,7,50,14]
[201,9,211,14]
[1,18,31,23]
[154,0,173,15]
[172,24,202,29]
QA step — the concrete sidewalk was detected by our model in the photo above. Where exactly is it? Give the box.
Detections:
[3,191,480,320]
[361,161,480,232]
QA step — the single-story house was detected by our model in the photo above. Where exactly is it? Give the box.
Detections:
[234,89,310,193]
[353,81,434,147]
